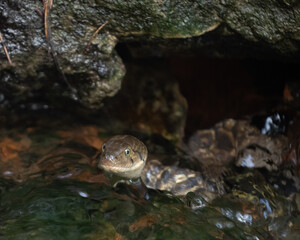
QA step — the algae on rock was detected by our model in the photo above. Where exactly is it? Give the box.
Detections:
[0,0,299,109]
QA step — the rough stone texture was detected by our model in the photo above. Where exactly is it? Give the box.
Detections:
[188,119,289,177]
[0,0,125,108]
[0,0,299,109]
[225,0,300,54]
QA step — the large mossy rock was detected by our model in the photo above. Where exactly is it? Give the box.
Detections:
[0,0,299,108]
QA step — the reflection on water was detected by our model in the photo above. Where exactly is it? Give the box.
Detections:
[0,125,299,239]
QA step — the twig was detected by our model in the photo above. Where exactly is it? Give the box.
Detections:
[0,32,12,65]
[85,22,108,52]
[43,0,53,44]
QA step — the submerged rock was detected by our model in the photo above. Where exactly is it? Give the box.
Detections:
[188,119,289,175]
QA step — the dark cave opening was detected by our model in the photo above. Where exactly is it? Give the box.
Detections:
[116,42,299,137]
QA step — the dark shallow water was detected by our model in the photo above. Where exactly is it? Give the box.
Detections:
[0,124,299,240]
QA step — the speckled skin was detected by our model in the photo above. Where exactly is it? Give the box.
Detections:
[98,119,291,199]
[98,135,147,179]
[98,135,224,200]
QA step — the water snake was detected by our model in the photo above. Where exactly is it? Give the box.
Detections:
[97,119,295,201]
[98,135,225,201]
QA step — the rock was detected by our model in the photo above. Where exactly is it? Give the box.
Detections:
[225,0,300,55]
[0,0,125,108]
[188,119,289,176]
[1,0,299,109]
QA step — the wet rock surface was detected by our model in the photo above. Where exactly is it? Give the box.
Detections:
[0,115,299,239]
[0,2,300,238]
[225,0,300,55]
[0,0,299,109]
[188,119,289,174]
[0,0,125,108]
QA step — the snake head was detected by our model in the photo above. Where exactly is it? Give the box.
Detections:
[98,135,148,179]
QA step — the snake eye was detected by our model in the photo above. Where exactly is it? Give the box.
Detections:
[124,149,130,156]
[102,144,106,152]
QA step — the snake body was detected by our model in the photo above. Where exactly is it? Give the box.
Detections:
[98,119,295,201]
[98,135,224,200]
